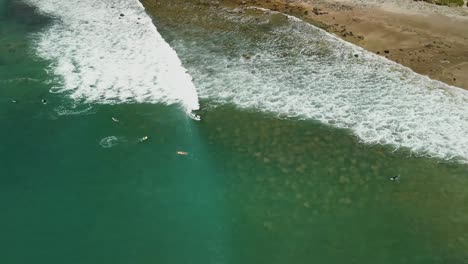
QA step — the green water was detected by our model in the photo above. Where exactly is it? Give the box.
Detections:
[1,0,468,263]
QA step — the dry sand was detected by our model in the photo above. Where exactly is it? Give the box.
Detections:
[221,0,468,89]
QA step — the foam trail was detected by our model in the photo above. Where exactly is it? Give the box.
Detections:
[24,0,199,112]
[165,7,468,163]
[99,136,125,148]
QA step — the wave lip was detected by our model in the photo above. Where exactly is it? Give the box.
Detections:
[25,0,199,112]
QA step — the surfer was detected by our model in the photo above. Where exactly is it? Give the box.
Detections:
[390,175,401,181]
[188,112,201,121]
[138,136,148,142]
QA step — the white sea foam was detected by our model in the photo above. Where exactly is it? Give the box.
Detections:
[54,103,94,116]
[0,77,41,83]
[24,0,199,112]
[170,8,468,162]
[99,136,124,148]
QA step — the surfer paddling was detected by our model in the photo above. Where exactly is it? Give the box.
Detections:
[138,136,149,142]
[390,175,401,181]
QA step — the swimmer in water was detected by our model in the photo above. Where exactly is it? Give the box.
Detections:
[42,99,47,105]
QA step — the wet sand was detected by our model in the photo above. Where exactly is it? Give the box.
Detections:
[220,0,468,89]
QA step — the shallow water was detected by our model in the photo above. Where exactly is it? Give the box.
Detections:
[145,0,468,162]
[1,0,468,263]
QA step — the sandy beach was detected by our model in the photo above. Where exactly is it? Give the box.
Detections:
[220,0,468,89]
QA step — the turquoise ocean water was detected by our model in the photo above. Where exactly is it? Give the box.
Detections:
[1,0,468,263]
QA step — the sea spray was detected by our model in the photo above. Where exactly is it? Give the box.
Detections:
[24,0,199,112]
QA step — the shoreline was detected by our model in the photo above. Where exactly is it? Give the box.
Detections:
[220,0,468,89]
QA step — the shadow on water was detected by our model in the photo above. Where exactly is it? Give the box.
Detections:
[0,0,51,75]
[0,0,54,109]
[1,0,52,30]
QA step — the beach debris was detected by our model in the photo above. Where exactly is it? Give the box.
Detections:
[390,175,401,181]
[42,99,47,105]
[138,136,149,142]
[177,151,188,155]
[188,112,201,121]
[111,117,119,122]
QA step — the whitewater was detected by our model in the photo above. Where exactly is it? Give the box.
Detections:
[24,0,199,112]
[164,7,468,163]
[23,0,468,163]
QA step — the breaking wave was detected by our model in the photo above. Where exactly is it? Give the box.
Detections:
[24,0,199,112]
[167,7,468,162]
